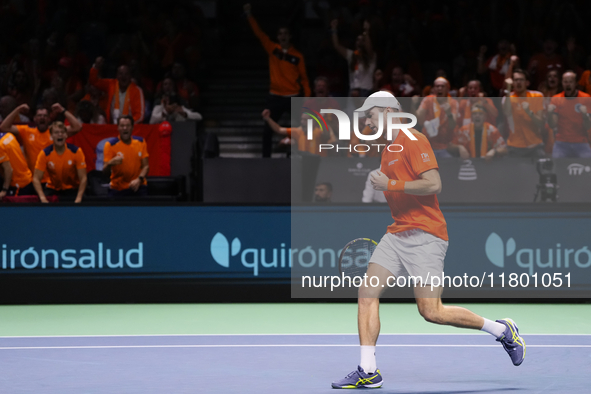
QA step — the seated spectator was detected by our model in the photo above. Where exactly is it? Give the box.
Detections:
[89,57,145,124]
[170,63,199,109]
[416,77,459,158]
[32,121,87,203]
[54,57,84,112]
[449,105,507,160]
[314,182,332,203]
[331,19,376,97]
[457,80,498,127]
[76,100,106,124]
[538,69,561,97]
[0,96,29,123]
[502,69,546,158]
[150,93,202,124]
[377,66,418,97]
[7,69,34,107]
[0,132,35,198]
[261,109,335,156]
[0,103,82,177]
[103,116,149,197]
[528,38,563,88]
[548,71,591,158]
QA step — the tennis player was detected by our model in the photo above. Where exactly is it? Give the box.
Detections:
[332,91,525,389]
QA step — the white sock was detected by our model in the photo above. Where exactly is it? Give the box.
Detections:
[360,346,377,374]
[481,318,506,338]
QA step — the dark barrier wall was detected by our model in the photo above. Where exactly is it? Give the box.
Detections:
[1,205,590,300]
[203,159,291,203]
[308,157,591,203]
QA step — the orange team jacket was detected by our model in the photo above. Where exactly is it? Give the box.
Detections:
[89,67,145,124]
[248,16,311,97]
[103,136,149,191]
[35,144,86,191]
[453,122,506,158]
[418,95,459,150]
[550,91,591,144]
[0,133,32,188]
[380,130,448,241]
[503,90,544,148]
[15,124,53,183]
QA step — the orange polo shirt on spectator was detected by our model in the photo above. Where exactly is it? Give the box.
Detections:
[15,124,53,182]
[0,133,32,188]
[550,91,591,144]
[380,130,448,241]
[248,16,311,97]
[35,144,86,191]
[418,95,459,150]
[103,136,149,191]
[453,122,506,158]
[88,67,145,124]
[503,90,544,148]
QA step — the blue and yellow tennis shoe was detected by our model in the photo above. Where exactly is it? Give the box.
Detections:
[496,318,526,366]
[332,366,383,389]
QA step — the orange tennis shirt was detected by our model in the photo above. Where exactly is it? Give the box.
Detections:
[103,136,149,191]
[380,130,448,241]
[0,133,32,188]
[35,144,86,191]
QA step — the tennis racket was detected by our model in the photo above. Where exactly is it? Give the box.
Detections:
[338,238,378,278]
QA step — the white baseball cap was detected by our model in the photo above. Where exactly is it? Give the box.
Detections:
[355,91,401,112]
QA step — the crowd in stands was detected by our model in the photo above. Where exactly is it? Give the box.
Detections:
[2,0,591,202]
[0,1,204,201]
[245,1,591,160]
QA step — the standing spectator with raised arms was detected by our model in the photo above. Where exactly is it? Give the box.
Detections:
[331,19,376,97]
[32,121,87,203]
[457,80,498,127]
[0,103,82,177]
[416,77,459,158]
[89,57,145,125]
[243,3,311,158]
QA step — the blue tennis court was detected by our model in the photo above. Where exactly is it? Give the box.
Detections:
[2,332,590,393]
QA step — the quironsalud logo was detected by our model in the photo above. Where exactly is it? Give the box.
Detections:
[485,233,516,268]
[485,232,591,275]
[210,232,241,268]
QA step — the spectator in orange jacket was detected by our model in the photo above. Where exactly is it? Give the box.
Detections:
[244,3,311,157]
[89,57,145,124]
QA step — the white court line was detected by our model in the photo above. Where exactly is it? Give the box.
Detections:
[1,333,590,339]
[0,344,590,350]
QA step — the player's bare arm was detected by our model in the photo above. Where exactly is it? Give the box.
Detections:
[261,109,288,135]
[75,167,87,203]
[32,169,48,203]
[51,103,82,136]
[0,104,29,135]
[0,161,12,199]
